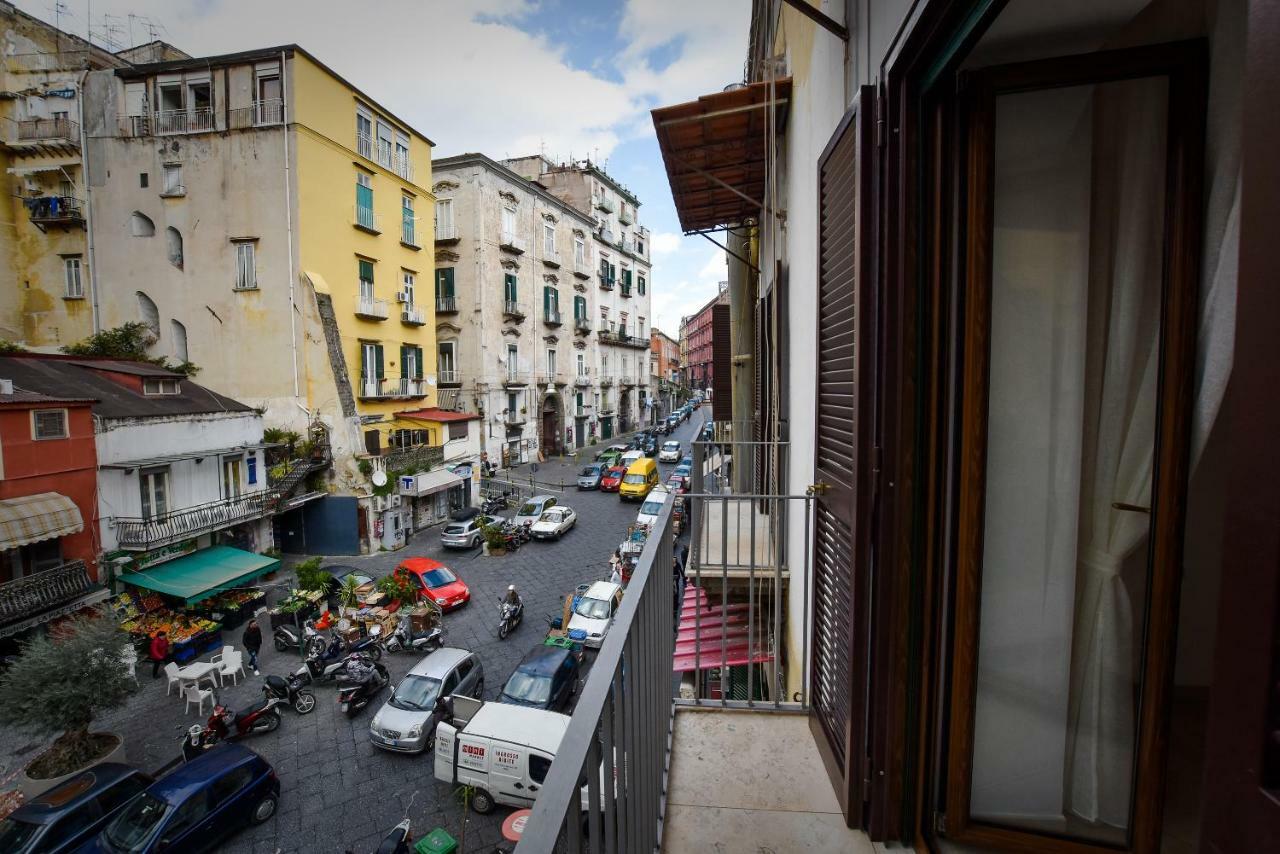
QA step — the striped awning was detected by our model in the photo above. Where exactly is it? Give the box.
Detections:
[0,493,84,551]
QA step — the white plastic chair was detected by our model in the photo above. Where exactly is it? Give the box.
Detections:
[218,650,246,686]
[209,645,234,664]
[183,684,213,715]
[163,662,182,696]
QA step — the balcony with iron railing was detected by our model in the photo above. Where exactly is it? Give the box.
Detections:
[0,560,105,635]
[499,231,527,254]
[154,107,215,135]
[437,368,460,386]
[24,195,84,229]
[355,295,389,320]
[574,367,592,386]
[543,248,561,268]
[435,295,458,314]
[504,409,526,425]
[504,371,530,387]
[618,202,635,225]
[354,205,382,234]
[434,224,459,244]
[113,490,280,551]
[595,194,616,213]
[359,379,393,399]
[395,377,426,397]
[599,273,615,290]
[401,219,421,249]
[573,259,593,279]
[227,99,285,129]
[401,305,426,326]
[536,370,566,387]
[503,300,526,321]
[12,117,79,148]
[574,316,592,334]
[544,306,563,326]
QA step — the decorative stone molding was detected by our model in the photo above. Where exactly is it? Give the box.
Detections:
[542,273,559,284]
[436,249,461,263]
[500,258,521,271]
[542,212,557,223]
[573,340,587,350]
[543,335,559,345]
[498,190,518,205]
[436,321,463,334]
[573,282,587,293]
[572,228,586,238]
[433,180,459,193]
[501,327,522,338]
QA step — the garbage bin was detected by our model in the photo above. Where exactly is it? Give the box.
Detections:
[414,828,458,854]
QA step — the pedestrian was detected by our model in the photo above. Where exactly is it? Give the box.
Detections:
[609,549,623,587]
[149,630,170,678]
[241,618,263,675]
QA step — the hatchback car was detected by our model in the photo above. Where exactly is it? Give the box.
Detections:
[370,647,484,753]
[567,581,624,648]
[637,488,670,528]
[85,744,277,854]
[396,558,471,611]
[673,463,693,480]
[530,506,578,540]
[498,645,580,711]
[599,465,626,492]
[0,763,152,854]
[440,514,504,549]
[576,464,604,490]
[514,494,557,527]
[596,443,629,462]
[666,474,690,495]
[658,441,682,463]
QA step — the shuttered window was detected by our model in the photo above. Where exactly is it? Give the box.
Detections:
[504,273,518,303]
[436,268,454,298]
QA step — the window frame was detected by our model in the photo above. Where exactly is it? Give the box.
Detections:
[161,163,183,196]
[140,466,171,520]
[63,255,84,298]
[31,408,69,441]
[233,240,257,291]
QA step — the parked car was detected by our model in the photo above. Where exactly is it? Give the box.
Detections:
[498,645,580,712]
[0,763,152,854]
[85,744,278,854]
[596,443,629,462]
[370,647,484,754]
[658,441,682,463]
[396,558,471,611]
[636,487,670,528]
[620,458,660,501]
[642,437,659,457]
[567,581,624,649]
[514,494,558,527]
[666,474,690,495]
[323,565,375,609]
[440,514,505,549]
[666,414,680,431]
[673,463,693,480]
[619,449,644,471]
[576,464,604,490]
[599,465,626,493]
[530,506,578,540]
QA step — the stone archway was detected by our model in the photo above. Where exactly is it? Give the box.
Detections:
[539,390,564,456]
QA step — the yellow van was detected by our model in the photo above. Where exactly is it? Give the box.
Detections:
[619,457,660,501]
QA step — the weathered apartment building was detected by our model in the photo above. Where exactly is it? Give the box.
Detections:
[650,327,681,418]
[678,285,728,404]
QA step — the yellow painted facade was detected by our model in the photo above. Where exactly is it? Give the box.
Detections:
[291,53,437,452]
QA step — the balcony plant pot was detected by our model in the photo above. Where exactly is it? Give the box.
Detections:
[21,733,124,799]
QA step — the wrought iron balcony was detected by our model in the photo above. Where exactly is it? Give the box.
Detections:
[12,117,79,147]
[544,307,563,326]
[113,490,281,551]
[504,410,527,425]
[401,306,427,326]
[435,296,458,314]
[573,260,593,279]
[575,317,592,333]
[354,205,382,234]
[0,560,104,636]
[434,224,459,244]
[503,301,526,321]
[437,369,460,386]
[154,108,215,135]
[543,249,561,268]
[356,296,389,320]
[227,99,285,129]
[595,194,616,213]
[396,377,426,397]
[25,196,84,230]
[574,369,592,386]
[599,274,615,290]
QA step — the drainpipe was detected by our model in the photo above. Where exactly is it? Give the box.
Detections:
[281,50,300,399]
[77,73,102,333]
[726,226,756,493]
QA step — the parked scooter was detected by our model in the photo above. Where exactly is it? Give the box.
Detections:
[336,654,389,718]
[343,624,384,661]
[296,637,355,684]
[273,619,325,655]
[178,724,214,763]
[374,819,413,854]
[497,598,523,640]
[262,672,317,714]
[383,614,445,654]
[481,493,508,514]
[203,696,283,743]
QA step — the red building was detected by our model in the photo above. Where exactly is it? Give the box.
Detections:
[679,288,728,394]
[0,380,106,641]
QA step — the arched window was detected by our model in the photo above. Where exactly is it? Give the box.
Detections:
[136,291,160,337]
[130,211,155,237]
[170,319,188,363]
[166,227,184,269]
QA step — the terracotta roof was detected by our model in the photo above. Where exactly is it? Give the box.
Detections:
[397,408,480,423]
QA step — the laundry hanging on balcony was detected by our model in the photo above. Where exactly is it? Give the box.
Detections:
[0,492,83,550]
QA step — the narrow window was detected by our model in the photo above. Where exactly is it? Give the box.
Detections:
[233,241,257,290]
[402,195,416,245]
[162,164,183,195]
[501,206,516,241]
[255,70,281,124]
[166,227,184,269]
[221,456,243,499]
[356,105,372,157]
[63,256,83,298]
[574,237,586,267]
[140,467,170,519]
[170,320,188,363]
[358,258,375,302]
[356,172,375,230]
[544,223,556,256]
[130,211,155,237]
[435,198,453,240]
[136,291,159,336]
[400,270,415,306]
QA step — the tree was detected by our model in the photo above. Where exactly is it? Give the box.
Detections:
[61,322,200,377]
[293,557,330,593]
[0,612,136,777]
[0,339,27,354]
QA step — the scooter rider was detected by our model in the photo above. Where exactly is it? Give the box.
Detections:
[503,585,522,609]
[182,724,208,762]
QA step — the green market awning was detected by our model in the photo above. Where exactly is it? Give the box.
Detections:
[118,546,281,605]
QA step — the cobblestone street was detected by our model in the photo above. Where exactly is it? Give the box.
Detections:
[0,409,704,854]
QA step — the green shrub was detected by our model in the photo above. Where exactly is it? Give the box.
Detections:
[293,557,329,593]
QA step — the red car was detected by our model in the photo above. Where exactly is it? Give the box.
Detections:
[666,475,689,495]
[599,465,627,492]
[396,557,470,611]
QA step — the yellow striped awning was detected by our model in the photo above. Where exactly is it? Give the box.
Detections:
[0,493,84,550]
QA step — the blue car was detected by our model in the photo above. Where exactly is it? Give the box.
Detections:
[498,644,580,712]
[0,763,152,853]
[86,744,278,853]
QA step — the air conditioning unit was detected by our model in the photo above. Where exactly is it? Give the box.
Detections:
[396,290,410,304]
[389,494,402,509]
[372,494,387,513]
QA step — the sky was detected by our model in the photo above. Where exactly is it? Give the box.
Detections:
[20,0,745,336]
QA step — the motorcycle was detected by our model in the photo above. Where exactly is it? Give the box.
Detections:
[481,493,509,514]
[374,819,413,854]
[344,624,384,661]
[497,599,523,640]
[295,638,356,684]
[336,655,389,718]
[273,619,325,655]
[383,615,444,654]
[204,696,283,743]
[262,672,317,714]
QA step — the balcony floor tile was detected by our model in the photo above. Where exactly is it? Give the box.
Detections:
[661,708,873,854]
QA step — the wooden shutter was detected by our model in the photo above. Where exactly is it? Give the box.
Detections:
[359,259,374,283]
[810,87,876,824]
[543,286,552,313]
[436,268,454,298]
[414,346,424,379]
[374,345,384,379]
[399,344,409,378]
[505,273,517,302]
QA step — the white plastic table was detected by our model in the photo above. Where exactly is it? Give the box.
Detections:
[176,660,221,691]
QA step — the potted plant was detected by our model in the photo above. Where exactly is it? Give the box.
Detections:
[480,522,507,556]
[0,611,136,797]
[338,573,364,610]
[375,572,420,609]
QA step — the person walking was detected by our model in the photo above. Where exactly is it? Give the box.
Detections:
[149,630,170,678]
[241,618,263,675]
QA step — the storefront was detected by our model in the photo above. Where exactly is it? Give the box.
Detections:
[399,468,466,532]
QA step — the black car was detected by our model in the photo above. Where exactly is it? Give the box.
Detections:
[324,565,375,609]
[497,645,580,712]
[0,763,153,854]
[643,438,659,457]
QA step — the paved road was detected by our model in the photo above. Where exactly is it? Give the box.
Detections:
[0,406,708,854]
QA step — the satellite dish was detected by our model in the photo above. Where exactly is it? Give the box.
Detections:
[372,471,388,487]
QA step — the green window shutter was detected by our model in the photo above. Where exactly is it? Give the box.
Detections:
[375,345,385,379]
[360,345,368,377]
[505,273,517,303]
[400,344,409,378]
[609,263,617,281]
[414,346,424,379]
[356,182,373,210]
[638,275,645,295]
[359,259,374,283]
[543,286,552,313]
[444,268,454,296]
[575,295,585,320]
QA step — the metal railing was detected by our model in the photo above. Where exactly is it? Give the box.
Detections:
[355,296,389,320]
[575,369,592,386]
[595,194,616,213]
[25,196,83,224]
[504,371,529,386]
[154,108,215,135]
[401,306,426,325]
[516,498,675,853]
[503,300,526,319]
[0,561,99,628]
[434,224,459,242]
[228,98,285,129]
[437,369,459,384]
[114,491,279,551]
[354,205,382,232]
[544,249,561,266]
[500,232,527,253]
[396,377,425,396]
[402,220,420,247]
[16,117,79,143]
[544,307,563,325]
[357,132,373,159]
[435,295,458,313]
[574,260,593,278]
[575,317,592,332]
[504,410,526,425]
[599,274,615,290]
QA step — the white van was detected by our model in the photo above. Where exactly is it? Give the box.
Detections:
[434,696,571,815]
[619,449,644,469]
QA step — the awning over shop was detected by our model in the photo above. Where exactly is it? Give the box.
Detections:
[0,493,84,551]
[399,468,463,498]
[652,77,791,233]
[117,545,281,605]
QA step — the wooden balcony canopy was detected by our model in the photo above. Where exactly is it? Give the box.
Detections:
[652,78,791,233]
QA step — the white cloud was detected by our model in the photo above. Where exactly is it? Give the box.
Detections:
[650,232,682,256]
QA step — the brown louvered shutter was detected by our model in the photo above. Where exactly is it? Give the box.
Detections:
[810,87,876,823]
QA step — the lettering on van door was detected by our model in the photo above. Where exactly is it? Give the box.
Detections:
[460,743,487,770]
[494,748,520,770]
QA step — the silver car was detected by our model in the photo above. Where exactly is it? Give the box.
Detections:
[440,514,504,549]
[369,647,484,753]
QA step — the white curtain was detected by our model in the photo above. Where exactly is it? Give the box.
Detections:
[1064,76,1167,827]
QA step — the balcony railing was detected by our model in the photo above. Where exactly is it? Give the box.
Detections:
[355,296,389,320]
[396,377,426,397]
[574,316,591,333]
[354,205,382,233]
[504,371,529,387]
[620,284,633,298]
[599,375,614,387]
[574,369,592,386]
[499,232,527,253]
[599,274,615,290]
[544,307,562,326]
[543,249,561,267]
[435,296,458,314]
[514,498,675,853]
[573,260,593,279]
[434,224,459,243]
[0,560,103,633]
[25,196,84,228]
[503,300,526,320]
[618,203,635,225]
[401,306,426,326]
[114,491,280,551]
[595,194,616,213]
[360,379,391,399]
[14,117,79,145]
[227,98,285,129]
[154,107,215,135]
[357,132,373,159]
[537,371,566,386]
[504,410,526,425]
[437,369,460,385]
[401,220,420,248]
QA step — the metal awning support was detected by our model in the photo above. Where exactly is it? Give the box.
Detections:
[666,150,780,222]
[696,230,761,275]
[779,0,849,41]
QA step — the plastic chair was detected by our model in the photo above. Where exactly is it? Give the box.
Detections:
[163,662,182,696]
[183,684,213,715]
[218,650,246,686]
[209,645,234,664]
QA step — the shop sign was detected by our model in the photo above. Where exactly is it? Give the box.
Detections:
[459,742,487,770]
[134,539,198,570]
[45,87,76,98]
[449,463,473,480]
